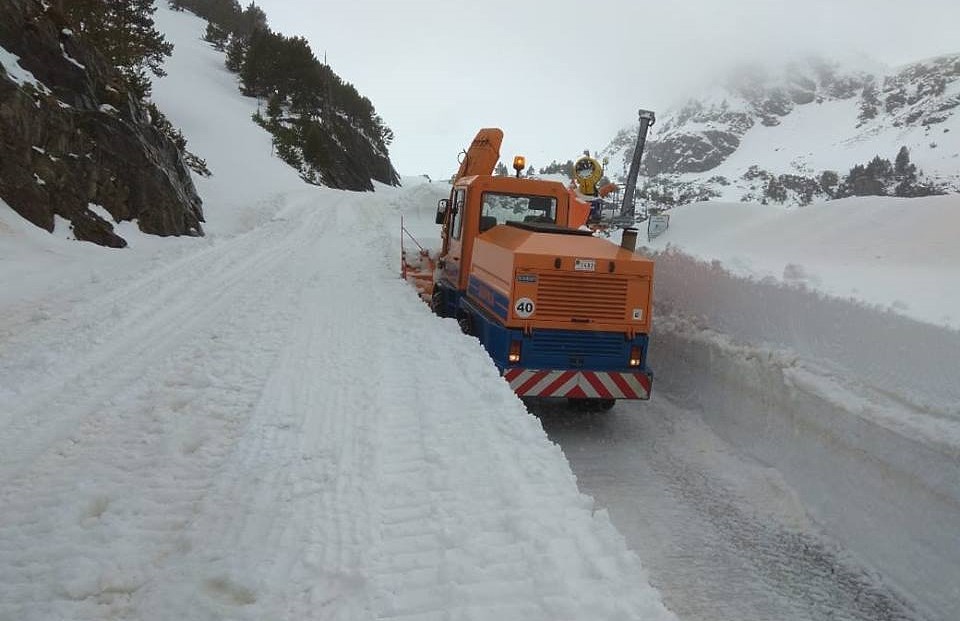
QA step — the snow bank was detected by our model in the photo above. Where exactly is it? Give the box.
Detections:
[645,196,960,328]
[649,247,960,619]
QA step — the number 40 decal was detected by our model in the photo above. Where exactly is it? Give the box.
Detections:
[514,297,535,318]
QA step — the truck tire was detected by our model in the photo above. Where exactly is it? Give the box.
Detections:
[457,312,473,336]
[430,288,445,317]
[568,398,615,412]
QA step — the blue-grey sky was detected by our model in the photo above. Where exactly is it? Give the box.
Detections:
[252,0,960,179]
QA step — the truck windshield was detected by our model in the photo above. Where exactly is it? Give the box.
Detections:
[480,193,557,227]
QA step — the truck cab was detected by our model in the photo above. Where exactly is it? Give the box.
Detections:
[431,171,654,409]
[434,175,583,296]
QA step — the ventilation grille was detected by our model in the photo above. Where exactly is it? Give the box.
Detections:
[535,273,627,322]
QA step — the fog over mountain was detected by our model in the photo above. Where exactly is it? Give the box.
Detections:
[601,53,960,206]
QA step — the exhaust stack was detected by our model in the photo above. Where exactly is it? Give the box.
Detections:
[621,227,638,252]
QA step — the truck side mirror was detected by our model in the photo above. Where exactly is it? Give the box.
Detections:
[435,199,449,224]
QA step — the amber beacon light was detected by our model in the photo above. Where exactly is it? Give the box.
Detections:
[512,155,526,177]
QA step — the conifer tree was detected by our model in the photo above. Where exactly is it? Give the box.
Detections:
[894,146,917,183]
[204,23,229,50]
[225,34,246,73]
[65,0,173,99]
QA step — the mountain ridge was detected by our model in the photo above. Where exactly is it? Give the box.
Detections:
[603,53,960,206]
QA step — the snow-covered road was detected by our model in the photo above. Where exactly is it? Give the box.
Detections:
[540,399,925,621]
[0,190,677,620]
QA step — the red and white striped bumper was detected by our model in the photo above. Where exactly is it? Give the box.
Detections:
[503,368,652,400]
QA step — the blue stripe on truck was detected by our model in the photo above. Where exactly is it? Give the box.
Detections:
[467,275,509,321]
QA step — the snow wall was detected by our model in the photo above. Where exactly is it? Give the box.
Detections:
[649,248,960,620]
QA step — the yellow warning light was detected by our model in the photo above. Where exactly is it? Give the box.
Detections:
[512,155,526,177]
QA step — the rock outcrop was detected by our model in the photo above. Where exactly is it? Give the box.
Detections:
[0,0,203,247]
[317,114,401,191]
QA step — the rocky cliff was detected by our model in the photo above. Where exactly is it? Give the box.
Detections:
[604,54,960,206]
[0,0,203,247]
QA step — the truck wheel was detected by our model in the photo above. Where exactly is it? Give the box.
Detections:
[457,313,473,336]
[567,398,614,412]
[430,288,445,316]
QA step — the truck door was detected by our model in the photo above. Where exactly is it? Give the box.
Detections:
[440,188,466,287]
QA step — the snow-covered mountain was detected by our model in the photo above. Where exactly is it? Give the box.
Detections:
[604,54,960,206]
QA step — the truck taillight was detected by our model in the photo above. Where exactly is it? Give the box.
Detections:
[629,345,642,367]
[508,340,522,363]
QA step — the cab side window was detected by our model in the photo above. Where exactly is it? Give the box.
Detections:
[451,189,466,240]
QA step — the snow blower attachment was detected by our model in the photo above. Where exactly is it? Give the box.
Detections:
[570,109,656,228]
[400,215,436,304]
[402,117,656,410]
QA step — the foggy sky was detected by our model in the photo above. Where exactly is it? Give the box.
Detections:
[250,0,960,179]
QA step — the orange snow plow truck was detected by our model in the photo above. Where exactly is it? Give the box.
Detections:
[402,122,656,410]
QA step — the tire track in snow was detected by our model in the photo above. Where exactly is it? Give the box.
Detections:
[129,199,387,620]
[0,203,331,482]
[541,401,925,621]
[0,197,338,620]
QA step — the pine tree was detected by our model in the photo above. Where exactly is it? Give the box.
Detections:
[894,146,917,183]
[275,36,317,102]
[837,157,891,197]
[237,2,269,39]
[819,170,839,196]
[239,28,277,97]
[225,34,246,73]
[266,92,284,122]
[374,115,394,147]
[764,177,787,203]
[204,22,229,50]
[864,156,894,182]
[301,122,328,168]
[64,0,173,99]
